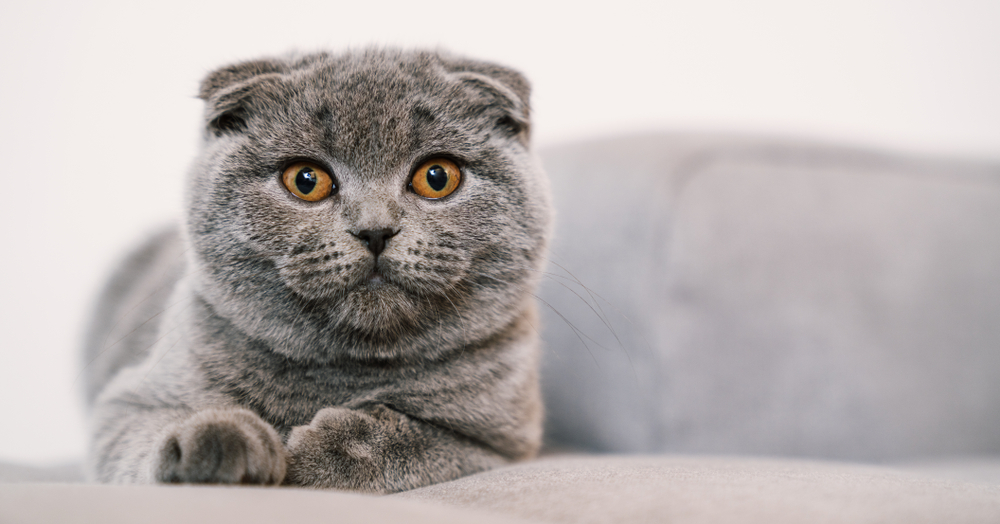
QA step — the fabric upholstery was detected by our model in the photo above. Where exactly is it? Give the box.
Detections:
[4,455,1000,523]
[0,481,531,524]
[538,134,1000,460]
[399,455,1000,523]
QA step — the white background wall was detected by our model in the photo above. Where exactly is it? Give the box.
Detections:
[1,0,998,464]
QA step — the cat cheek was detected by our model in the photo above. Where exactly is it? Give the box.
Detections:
[273,237,372,300]
[382,236,471,293]
[277,254,362,300]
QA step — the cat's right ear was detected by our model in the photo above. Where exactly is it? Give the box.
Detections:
[198,59,289,137]
[439,57,533,145]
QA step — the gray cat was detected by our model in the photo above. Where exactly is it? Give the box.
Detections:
[82,48,552,492]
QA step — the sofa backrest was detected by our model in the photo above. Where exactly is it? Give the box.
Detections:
[537,133,1000,461]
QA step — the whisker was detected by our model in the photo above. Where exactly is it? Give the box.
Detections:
[535,255,654,376]
[532,270,622,351]
[464,270,601,368]
[447,277,592,389]
[470,261,647,385]
[540,259,616,327]
[508,258,620,332]
[472,266,621,353]
[503,257,654,368]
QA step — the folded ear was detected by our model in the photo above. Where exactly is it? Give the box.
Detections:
[198,58,289,100]
[198,58,290,136]
[441,58,533,143]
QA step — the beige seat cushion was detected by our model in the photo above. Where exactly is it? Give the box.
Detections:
[4,455,999,523]
[399,455,1000,523]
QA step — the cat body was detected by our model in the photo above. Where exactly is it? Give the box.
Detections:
[83,49,551,492]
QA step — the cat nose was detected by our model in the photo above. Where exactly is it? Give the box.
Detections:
[351,228,399,258]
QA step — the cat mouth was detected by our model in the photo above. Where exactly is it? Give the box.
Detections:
[366,269,385,284]
[362,261,395,288]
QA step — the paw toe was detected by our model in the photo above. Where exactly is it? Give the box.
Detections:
[154,409,286,485]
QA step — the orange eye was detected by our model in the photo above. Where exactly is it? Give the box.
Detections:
[281,163,335,202]
[410,158,461,199]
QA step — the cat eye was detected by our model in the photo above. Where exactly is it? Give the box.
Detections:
[410,158,461,199]
[281,163,336,202]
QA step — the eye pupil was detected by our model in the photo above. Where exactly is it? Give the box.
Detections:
[426,165,448,191]
[410,158,460,199]
[295,168,318,194]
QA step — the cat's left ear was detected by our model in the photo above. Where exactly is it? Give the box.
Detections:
[198,58,290,137]
[443,59,532,145]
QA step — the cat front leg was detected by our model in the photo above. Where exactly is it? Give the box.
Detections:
[90,402,286,485]
[152,407,287,485]
[284,405,507,493]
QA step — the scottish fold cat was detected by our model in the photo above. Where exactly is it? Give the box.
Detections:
[82,48,551,492]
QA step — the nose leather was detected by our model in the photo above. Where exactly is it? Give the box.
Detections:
[352,228,398,258]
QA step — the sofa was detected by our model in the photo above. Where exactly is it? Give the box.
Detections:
[3,133,999,522]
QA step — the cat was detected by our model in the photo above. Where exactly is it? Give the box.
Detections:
[82,48,552,493]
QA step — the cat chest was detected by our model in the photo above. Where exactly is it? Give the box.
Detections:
[199,351,401,433]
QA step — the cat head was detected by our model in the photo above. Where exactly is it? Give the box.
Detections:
[184,49,551,363]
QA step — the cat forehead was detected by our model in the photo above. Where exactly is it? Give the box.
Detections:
[296,55,445,106]
[282,68,470,172]
[219,53,500,126]
[201,50,529,174]
[296,59,454,131]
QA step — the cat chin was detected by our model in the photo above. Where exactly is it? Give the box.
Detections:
[333,282,424,336]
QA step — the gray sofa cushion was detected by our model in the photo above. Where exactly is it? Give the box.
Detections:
[400,455,1000,523]
[538,134,1000,460]
[0,481,532,524]
[5,455,999,523]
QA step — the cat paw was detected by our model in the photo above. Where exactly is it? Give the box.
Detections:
[153,408,287,485]
[284,406,391,491]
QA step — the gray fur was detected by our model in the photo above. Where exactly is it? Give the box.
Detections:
[83,49,551,492]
